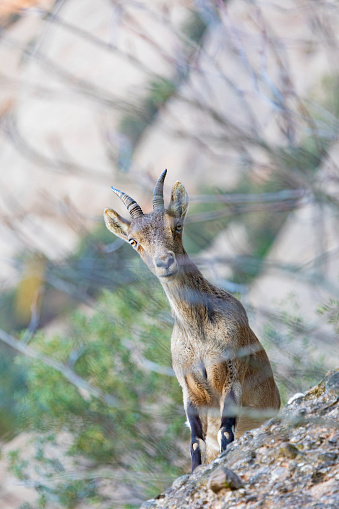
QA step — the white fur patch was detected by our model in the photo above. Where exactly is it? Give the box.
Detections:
[197,438,206,460]
[217,429,222,449]
[207,435,220,453]
[232,381,242,403]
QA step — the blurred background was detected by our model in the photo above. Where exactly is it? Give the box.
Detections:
[0,0,338,507]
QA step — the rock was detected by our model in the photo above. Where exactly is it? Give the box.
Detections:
[271,466,288,481]
[207,466,244,493]
[171,474,190,490]
[246,494,258,502]
[140,500,157,509]
[287,393,305,405]
[279,442,299,459]
[326,371,339,395]
[328,433,339,444]
[140,371,339,508]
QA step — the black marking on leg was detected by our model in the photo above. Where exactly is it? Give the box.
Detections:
[187,402,203,439]
[219,417,236,451]
[219,388,237,452]
[190,440,202,472]
[187,401,204,472]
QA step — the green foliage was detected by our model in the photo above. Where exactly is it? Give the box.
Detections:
[0,288,17,331]
[233,170,292,260]
[277,141,325,179]
[8,449,29,480]
[0,343,27,440]
[261,299,328,405]
[0,225,139,442]
[318,299,339,332]
[184,191,230,255]
[11,282,187,507]
[182,10,207,44]
[320,75,339,121]
[56,480,97,509]
[185,174,290,284]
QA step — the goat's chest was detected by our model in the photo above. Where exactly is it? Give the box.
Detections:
[170,324,232,400]
[171,321,229,362]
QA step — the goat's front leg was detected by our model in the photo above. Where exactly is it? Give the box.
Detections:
[218,387,239,453]
[186,401,205,472]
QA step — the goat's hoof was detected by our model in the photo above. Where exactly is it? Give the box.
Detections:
[190,438,206,472]
[218,428,234,452]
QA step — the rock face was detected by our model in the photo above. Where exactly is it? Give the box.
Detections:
[140,370,339,508]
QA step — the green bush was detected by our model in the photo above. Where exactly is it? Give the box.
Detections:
[261,300,328,405]
[12,283,187,507]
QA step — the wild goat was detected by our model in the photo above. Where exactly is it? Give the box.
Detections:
[104,170,280,472]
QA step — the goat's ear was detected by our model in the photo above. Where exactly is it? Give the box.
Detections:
[104,208,130,240]
[169,181,189,220]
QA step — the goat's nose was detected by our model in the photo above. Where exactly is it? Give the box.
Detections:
[155,252,175,270]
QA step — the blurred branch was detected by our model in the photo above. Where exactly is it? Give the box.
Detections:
[190,189,307,203]
[252,305,338,346]
[0,31,140,114]
[28,0,67,59]
[186,198,304,224]
[0,71,68,98]
[21,285,43,344]
[123,10,181,70]
[0,327,119,407]
[2,113,110,180]
[102,238,125,254]
[45,272,99,306]
[122,338,175,377]
[0,182,75,262]
[35,7,165,80]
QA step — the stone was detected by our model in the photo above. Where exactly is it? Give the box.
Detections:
[279,442,299,459]
[171,474,190,490]
[140,500,157,508]
[319,452,337,461]
[328,433,339,444]
[287,393,305,405]
[208,466,244,493]
[271,466,288,481]
[326,372,339,395]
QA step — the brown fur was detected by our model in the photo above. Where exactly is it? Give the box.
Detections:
[104,175,281,469]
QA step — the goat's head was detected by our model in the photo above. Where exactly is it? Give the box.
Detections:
[104,170,189,282]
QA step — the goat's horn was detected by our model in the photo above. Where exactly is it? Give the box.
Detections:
[111,186,143,218]
[153,169,167,210]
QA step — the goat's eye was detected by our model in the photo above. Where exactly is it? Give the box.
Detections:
[129,238,137,247]
[175,222,182,233]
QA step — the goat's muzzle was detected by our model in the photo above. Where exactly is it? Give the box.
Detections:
[154,251,178,280]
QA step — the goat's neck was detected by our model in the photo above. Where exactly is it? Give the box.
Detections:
[160,251,215,326]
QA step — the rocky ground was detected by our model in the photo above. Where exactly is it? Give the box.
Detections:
[140,370,339,509]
